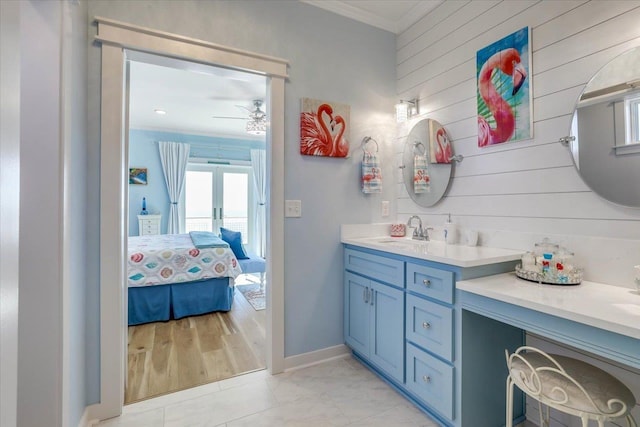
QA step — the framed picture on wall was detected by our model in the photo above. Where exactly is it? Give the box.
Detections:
[477,26,532,147]
[300,97,350,158]
[129,168,147,185]
[428,120,452,164]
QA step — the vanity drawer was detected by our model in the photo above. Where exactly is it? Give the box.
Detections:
[406,294,453,361]
[344,248,404,288]
[406,263,454,304]
[406,342,454,421]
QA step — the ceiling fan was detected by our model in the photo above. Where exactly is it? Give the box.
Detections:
[211,99,266,121]
[211,99,266,135]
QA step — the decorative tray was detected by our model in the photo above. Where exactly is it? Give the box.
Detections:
[515,264,582,286]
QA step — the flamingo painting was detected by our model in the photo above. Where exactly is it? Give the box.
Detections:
[300,98,350,157]
[434,127,452,163]
[476,27,531,147]
[427,121,453,164]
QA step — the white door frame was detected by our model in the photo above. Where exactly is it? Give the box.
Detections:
[93,17,287,420]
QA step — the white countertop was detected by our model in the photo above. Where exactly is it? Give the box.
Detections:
[457,273,640,339]
[341,236,523,268]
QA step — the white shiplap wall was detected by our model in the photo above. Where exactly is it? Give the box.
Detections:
[396,2,640,426]
[395,0,640,288]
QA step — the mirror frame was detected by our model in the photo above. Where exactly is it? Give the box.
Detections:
[401,118,454,207]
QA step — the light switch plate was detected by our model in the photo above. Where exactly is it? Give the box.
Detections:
[285,200,302,217]
[381,201,390,217]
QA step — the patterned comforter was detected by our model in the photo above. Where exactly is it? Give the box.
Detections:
[127,234,243,287]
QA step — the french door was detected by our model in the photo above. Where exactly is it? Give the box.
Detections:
[183,164,254,246]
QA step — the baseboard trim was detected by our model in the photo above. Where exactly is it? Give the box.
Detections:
[284,344,350,372]
[83,403,101,427]
[77,406,91,427]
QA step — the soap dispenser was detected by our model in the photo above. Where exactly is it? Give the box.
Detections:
[444,213,457,245]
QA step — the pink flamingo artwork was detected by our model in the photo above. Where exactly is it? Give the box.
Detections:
[476,28,531,147]
[434,127,452,163]
[300,98,350,157]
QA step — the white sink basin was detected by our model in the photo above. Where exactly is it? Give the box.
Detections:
[342,235,524,268]
[368,237,433,251]
[372,237,427,244]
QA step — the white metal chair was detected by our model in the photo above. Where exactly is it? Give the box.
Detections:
[506,346,637,427]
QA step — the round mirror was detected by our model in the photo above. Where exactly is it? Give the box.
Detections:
[401,118,455,207]
[569,46,640,207]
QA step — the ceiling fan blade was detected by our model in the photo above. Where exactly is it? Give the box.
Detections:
[236,105,253,113]
[211,116,247,120]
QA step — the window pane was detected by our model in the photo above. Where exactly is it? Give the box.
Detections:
[185,171,213,232]
[222,172,248,243]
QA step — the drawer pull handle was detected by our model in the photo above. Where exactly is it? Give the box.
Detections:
[422,375,431,383]
[422,279,431,287]
[422,322,431,329]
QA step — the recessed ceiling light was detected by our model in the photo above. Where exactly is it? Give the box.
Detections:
[154,109,166,115]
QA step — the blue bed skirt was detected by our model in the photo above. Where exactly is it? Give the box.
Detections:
[128,277,234,326]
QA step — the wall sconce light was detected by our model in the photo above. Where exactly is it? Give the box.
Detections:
[395,99,418,123]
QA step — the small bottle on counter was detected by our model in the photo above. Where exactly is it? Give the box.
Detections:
[443,213,457,245]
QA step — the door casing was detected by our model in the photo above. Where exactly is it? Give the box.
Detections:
[94,16,287,420]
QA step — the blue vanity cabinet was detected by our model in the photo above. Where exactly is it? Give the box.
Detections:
[344,244,522,427]
[344,249,405,383]
[405,261,456,422]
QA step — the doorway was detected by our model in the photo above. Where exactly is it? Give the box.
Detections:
[124,56,270,403]
[96,17,287,420]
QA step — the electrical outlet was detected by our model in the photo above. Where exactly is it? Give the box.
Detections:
[285,200,302,217]
[381,201,390,217]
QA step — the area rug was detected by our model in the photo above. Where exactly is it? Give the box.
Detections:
[236,283,265,311]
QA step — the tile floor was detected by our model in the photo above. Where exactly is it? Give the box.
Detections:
[94,355,440,427]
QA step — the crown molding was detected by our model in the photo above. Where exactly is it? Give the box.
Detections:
[301,0,397,33]
[301,0,443,34]
[397,1,443,34]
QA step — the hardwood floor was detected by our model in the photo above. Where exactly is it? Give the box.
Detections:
[125,279,266,404]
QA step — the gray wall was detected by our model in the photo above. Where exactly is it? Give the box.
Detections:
[18,1,64,426]
[63,1,89,425]
[15,1,88,426]
[1,1,20,426]
[87,0,396,402]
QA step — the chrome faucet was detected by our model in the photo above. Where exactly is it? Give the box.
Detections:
[406,215,426,240]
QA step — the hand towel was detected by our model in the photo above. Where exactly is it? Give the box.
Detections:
[361,150,382,194]
[413,154,431,193]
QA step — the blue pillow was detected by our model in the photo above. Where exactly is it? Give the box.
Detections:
[219,227,249,260]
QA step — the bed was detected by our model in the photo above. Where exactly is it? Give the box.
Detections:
[127,233,243,325]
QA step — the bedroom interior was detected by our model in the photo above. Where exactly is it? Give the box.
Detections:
[124,54,269,402]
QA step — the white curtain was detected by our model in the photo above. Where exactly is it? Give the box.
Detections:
[251,149,267,257]
[158,141,190,234]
